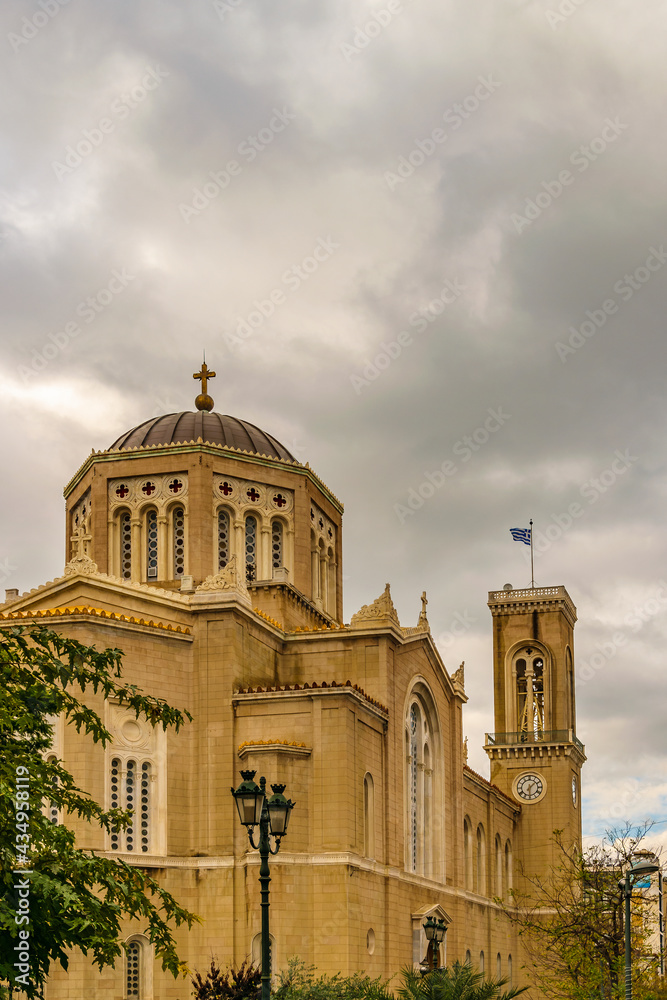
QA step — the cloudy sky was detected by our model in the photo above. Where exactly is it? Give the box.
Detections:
[2,0,667,850]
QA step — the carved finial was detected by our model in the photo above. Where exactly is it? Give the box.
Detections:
[463,737,468,764]
[350,583,400,629]
[193,358,216,412]
[452,661,465,690]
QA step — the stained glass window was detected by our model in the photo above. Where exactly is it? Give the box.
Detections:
[271,520,283,571]
[245,516,257,583]
[173,508,185,578]
[146,511,158,579]
[218,509,230,571]
[120,513,132,579]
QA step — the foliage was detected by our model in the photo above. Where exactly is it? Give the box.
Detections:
[500,824,662,1000]
[0,624,199,999]
[191,958,261,998]
[395,961,528,999]
[273,957,393,999]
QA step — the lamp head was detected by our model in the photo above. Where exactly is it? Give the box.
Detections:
[266,782,295,838]
[231,770,265,829]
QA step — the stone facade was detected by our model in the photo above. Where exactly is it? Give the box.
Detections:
[1,407,585,999]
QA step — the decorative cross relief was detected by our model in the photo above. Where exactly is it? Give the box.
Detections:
[64,511,99,577]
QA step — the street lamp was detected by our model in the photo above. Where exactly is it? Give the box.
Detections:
[231,770,295,1000]
[423,915,447,971]
[618,857,660,1000]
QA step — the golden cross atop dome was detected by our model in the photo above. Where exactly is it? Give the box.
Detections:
[193,361,216,412]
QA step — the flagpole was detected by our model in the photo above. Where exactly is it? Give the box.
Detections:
[530,518,534,589]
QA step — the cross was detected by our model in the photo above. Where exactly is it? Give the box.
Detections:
[193,361,216,394]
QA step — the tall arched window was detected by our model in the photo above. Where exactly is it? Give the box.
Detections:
[497,953,502,978]
[126,940,141,998]
[495,834,503,897]
[508,955,513,987]
[514,647,546,736]
[476,824,486,894]
[110,758,152,853]
[217,508,230,571]
[120,511,132,579]
[479,951,485,974]
[408,704,419,873]
[172,507,185,578]
[465,950,471,965]
[271,519,283,573]
[145,509,158,579]
[245,515,257,583]
[363,773,374,859]
[566,646,575,732]
[464,817,473,890]
[405,688,440,877]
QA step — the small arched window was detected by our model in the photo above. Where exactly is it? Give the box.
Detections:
[497,953,502,978]
[505,839,513,897]
[363,773,375,859]
[245,515,257,583]
[172,507,185,578]
[145,509,158,579]
[465,950,471,965]
[271,519,283,572]
[464,817,473,890]
[479,951,485,974]
[495,834,503,897]
[44,754,60,825]
[120,511,132,579]
[476,824,486,894]
[508,955,513,987]
[126,940,141,998]
[217,509,230,571]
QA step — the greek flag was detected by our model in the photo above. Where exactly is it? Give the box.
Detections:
[510,527,531,546]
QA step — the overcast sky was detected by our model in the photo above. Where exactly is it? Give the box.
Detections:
[2,0,667,851]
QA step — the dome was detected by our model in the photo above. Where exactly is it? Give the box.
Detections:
[109,411,295,462]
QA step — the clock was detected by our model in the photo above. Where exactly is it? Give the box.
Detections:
[514,772,545,802]
[572,776,578,806]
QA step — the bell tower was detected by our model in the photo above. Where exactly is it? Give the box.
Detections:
[485,585,586,882]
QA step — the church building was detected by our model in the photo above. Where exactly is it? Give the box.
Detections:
[2,367,585,998]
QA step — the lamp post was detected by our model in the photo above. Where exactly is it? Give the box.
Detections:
[231,770,295,1000]
[619,858,660,1000]
[423,916,447,971]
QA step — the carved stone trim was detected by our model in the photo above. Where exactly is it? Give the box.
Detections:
[350,583,400,628]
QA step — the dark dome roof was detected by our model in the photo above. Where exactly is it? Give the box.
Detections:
[109,412,295,462]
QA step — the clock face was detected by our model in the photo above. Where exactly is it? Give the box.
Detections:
[572,776,578,806]
[515,772,544,802]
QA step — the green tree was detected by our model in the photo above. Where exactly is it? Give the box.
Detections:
[395,961,528,999]
[0,624,199,999]
[500,825,662,999]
